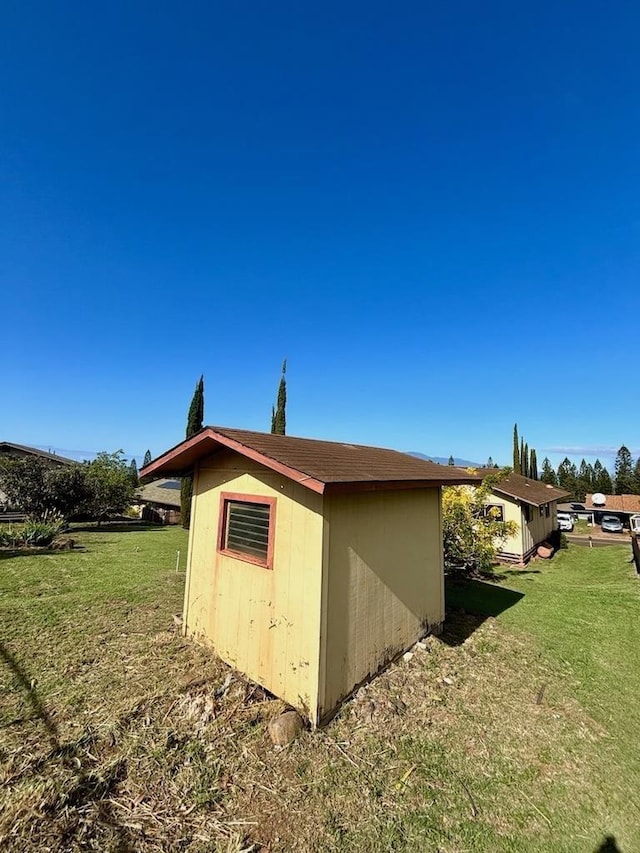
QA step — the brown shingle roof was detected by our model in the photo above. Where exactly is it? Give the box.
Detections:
[470,469,570,506]
[136,478,182,509]
[140,426,479,495]
[585,494,640,514]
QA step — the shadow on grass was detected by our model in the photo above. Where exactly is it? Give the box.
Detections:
[594,836,623,853]
[0,548,84,561]
[499,568,541,577]
[71,523,167,534]
[0,642,59,748]
[443,577,524,646]
[0,641,136,850]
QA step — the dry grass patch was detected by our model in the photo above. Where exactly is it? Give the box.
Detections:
[1,529,636,851]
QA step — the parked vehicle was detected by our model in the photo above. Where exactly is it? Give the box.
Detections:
[557,512,574,532]
[601,514,624,534]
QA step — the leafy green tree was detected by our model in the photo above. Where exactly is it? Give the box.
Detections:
[181,375,205,529]
[271,360,287,435]
[633,458,640,494]
[529,448,538,481]
[0,457,90,520]
[129,458,139,487]
[52,465,94,519]
[540,457,558,486]
[0,453,136,523]
[448,455,455,466]
[614,445,634,494]
[442,469,518,575]
[0,456,52,517]
[84,451,136,523]
[143,449,152,467]
[513,424,520,473]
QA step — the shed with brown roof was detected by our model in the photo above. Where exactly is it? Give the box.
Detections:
[142,426,478,725]
[470,470,570,563]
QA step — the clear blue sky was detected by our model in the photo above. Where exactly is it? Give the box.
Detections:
[2,1,639,469]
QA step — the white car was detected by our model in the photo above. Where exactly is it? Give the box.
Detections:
[557,512,574,532]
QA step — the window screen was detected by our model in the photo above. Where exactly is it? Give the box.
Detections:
[224,500,271,562]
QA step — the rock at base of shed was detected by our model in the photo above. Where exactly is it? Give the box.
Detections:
[537,542,554,559]
[268,710,304,746]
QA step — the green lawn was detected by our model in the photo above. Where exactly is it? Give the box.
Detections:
[1,528,639,851]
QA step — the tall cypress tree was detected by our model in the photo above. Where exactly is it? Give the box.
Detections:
[529,449,538,481]
[513,424,520,473]
[181,375,205,529]
[143,449,152,468]
[129,458,139,487]
[271,360,287,435]
[523,443,529,478]
[520,439,525,475]
[614,445,634,495]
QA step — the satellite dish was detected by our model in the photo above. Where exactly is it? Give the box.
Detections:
[592,493,606,506]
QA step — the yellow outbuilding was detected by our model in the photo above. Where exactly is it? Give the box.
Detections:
[141,427,477,725]
[474,470,570,563]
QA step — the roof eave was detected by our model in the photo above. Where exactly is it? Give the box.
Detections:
[492,485,571,507]
[139,427,327,494]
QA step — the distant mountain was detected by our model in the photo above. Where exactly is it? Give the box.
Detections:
[406,451,482,468]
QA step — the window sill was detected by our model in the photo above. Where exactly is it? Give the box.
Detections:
[217,547,273,570]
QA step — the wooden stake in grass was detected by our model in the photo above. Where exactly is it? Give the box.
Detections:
[175,550,180,573]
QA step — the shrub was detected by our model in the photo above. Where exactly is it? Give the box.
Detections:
[21,514,65,546]
[0,512,64,548]
[0,525,21,548]
[442,468,518,575]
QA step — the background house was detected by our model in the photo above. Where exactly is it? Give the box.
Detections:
[141,426,477,725]
[583,493,640,528]
[134,478,181,525]
[474,470,570,563]
[0,441,74,466]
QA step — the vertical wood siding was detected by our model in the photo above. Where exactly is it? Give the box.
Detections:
[183,450,324,717]
[318,488,443,720]
[491,494,560,561]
